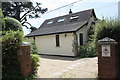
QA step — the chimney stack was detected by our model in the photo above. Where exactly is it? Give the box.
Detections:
[69,9,72,14]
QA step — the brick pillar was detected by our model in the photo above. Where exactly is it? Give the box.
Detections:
[18,42,31,77]
[97,37,117,79]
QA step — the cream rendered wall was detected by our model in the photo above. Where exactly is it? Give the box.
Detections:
[76,17,94,46]
[35,33,75,56]
[76,25,87,46]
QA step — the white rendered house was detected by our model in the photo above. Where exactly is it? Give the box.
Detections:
[26,9,97,56]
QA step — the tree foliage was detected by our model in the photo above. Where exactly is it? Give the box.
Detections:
[2,2,48,29]
[2,31,24,80]
[91,18,120,48]
[78,45,97,58]
[1,10,24,79]
[30,54,40,78]
[78,18,120,58]
[3,17,23,31]
[0,8,5,31]
[1,8,40,79]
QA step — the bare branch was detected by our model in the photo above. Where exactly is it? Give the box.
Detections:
[22,25,29,29]
[20,10,30,22]
[20,3,41,22]
[22,21,33,28]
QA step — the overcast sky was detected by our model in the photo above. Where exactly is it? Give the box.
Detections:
[23,0,120,35]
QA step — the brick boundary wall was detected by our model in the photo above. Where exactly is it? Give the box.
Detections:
[98,44,117,79]
[97,37,117,79]
[18,42,32,77]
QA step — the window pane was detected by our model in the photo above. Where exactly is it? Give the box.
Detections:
[47,20,53,24]
[57,18,65,22]
[56,35,60,47]
[70,15,79,22]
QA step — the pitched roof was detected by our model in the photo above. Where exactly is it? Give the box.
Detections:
[26,9,96,37]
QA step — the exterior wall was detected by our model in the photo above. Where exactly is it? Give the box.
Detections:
[76,25,88,46]
[35,33,75,56]
[97,44,117,79]
[76,17,95,46]
[18,45,31,77]
[27,17,95,56]
[72,33,78,56]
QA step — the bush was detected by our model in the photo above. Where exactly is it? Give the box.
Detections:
[87,18,120,60]
[2,30,24,79]
[31,54,40,78]
[91,18,120,48]
[0,8,5,31]
[3,17,23,31]
[31,40,38,54]
[2,31,40,79]
[78,44,97,58]
[1,11,40,79]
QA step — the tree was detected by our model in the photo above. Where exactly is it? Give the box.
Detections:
[0,8,5,31]
[2,2,48,29]
[91,18,120,48]
[3,17,23,31]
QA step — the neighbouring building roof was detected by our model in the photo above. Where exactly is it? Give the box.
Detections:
[26,9,96,37]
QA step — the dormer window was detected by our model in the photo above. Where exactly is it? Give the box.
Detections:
[47,20,53,24]
[70,15,79,22]
[57,18,65,22]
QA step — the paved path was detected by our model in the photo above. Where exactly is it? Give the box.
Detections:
[37,55,98,78]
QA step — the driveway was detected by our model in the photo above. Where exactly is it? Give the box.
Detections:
[37,55,98,78]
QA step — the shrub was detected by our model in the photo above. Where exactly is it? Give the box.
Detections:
[1,11,40,79]
[0,8,5,31]
[3,17,23,31]
[2,30,24,79]
[31,40,38,54]
[2,31,40,79]
[31,54,40,78]
[91,18,120,48]
[78,44,97,58]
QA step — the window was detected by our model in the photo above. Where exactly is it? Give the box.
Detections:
[79,33,83,45]
[70,15,79,22]
[56,35,60,47]
[57,18,65,22]
[47,20,53,24]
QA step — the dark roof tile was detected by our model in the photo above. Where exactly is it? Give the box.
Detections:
[26,9,96,37]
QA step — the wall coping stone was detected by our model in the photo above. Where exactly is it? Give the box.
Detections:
[97,37,117,45]
[20,42,31,46]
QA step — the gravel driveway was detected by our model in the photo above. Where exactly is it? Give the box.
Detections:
[37,55,98,78]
